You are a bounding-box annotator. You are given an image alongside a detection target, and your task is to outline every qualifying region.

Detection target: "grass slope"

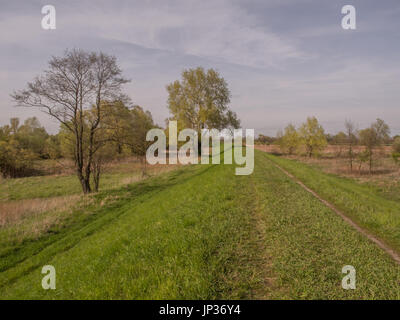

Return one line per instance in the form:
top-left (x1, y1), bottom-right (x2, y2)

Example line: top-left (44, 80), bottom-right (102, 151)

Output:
top-left (254, 151), bottom-right (400, 299)
top-left (266, 152), bottom-right (400, 252)
top-left (1, 150), bottom-right (399, 299)
top-left (0, 162), bottom-right (263, 299)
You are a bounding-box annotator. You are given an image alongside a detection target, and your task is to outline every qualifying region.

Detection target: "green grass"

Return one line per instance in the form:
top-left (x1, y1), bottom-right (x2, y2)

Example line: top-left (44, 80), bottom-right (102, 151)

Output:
top-left (1, 150), bottom-right (399, 299)
top-left (0, 162), bottom-right (263, 299)
top-left (0, 172), bottom-right (140, 201)
top-left (266, 152), bottom-right (400, 253)
top-left (253, 151), bottom-right (400, 299)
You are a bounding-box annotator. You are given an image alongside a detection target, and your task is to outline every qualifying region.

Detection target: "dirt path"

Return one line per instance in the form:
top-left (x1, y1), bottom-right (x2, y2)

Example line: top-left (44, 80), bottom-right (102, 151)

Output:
top-left (255, 147), bottom-right (400, 266)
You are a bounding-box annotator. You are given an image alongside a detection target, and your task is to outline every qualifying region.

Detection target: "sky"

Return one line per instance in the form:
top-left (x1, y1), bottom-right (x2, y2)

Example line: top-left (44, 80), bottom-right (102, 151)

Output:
top-left (0, 0), bottom-right (399, 136)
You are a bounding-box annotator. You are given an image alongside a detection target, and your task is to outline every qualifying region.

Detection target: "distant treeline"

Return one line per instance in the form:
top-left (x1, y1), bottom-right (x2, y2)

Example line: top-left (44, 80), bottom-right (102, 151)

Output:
top-left (255, 117), bottom-right (400, 173)
top-left (0, 102), bottom-right (155, 180)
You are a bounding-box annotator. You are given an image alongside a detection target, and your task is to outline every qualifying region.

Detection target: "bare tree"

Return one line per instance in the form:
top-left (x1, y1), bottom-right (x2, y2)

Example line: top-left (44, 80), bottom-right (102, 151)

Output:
top-left (344, 120), bottom-right (357, 172)
top-left (358, 119), bottom-right (390, 174)
top-left (11, 49), bottom-right (129, 193)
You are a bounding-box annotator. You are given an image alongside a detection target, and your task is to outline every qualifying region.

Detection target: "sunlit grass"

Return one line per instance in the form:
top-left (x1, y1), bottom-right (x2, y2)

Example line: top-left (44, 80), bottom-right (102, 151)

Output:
top-left (1, 150), bottom-right (399, 299)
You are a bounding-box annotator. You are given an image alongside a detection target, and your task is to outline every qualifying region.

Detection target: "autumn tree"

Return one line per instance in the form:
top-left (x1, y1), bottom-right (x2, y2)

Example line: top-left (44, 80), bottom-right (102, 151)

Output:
top-left (298, 117), bottom-right (327, 157)
top-left (12, 49), bottom-right (129, 194)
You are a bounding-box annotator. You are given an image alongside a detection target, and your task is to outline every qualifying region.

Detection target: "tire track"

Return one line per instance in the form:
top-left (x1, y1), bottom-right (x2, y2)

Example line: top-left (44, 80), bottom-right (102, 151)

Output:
top-left (258, 150), bottom-right (400, 266)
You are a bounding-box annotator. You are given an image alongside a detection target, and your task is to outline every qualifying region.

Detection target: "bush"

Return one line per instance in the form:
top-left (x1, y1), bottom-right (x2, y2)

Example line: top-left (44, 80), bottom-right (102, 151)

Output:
top-left (0, 140), bottom-right (37, 178)
top-left (393, 137), bottom-right (400, 153)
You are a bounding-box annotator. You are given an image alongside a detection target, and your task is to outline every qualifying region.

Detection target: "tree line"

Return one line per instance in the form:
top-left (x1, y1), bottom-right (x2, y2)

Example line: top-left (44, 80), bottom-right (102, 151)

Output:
top-left (0, 103), bottom-right (155, 183)
top-left (264, 117), bottom-right (399, 174)
top-left (4, 49), bottom-right (239, 194)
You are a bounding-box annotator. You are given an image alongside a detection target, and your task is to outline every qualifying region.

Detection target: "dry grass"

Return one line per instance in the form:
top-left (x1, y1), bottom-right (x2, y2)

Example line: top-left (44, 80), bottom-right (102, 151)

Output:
top-left (255, 144), bottom-right (400, 200)
top-left (0, 195), bottom-right (82, 228)
top-left (0, 159), bottom-right (183, 243)
top-left (285, 154), bottom-right (399, 177)
top-left (0, 194), bottom-right (97, 244)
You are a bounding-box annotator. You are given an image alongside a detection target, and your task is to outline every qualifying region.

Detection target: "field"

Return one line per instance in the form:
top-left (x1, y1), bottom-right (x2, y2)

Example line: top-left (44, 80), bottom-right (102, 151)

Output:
top-left (1, 149), bottom-right (400, 299)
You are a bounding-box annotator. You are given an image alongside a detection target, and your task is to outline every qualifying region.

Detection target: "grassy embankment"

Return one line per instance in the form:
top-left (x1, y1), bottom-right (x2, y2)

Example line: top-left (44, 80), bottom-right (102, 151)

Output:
top-left (0, 149), bottom-right (399, 299)
top-left (266, 152), bottom-right (400, 253)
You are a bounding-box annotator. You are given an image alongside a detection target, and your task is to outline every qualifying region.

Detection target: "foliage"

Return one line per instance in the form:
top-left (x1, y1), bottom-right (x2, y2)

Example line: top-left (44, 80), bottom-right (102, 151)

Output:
top-left (392, 137), bottom-right (400, 166)
top-left (277, 123), bottom-right (300, 155)
top-left (331, 131), bottom-right (347, 145)
top-left (0, 139), bottom-right (36, 178)
top-left (166, 67), bottom-right (240, 131)
top-left (393, 136), bottom-right (400, 153)
top-left (344, 120), bottom-right (358, 172)
top-left (0, 118), bottom-right (50, 178)
top-left (298, 117), bottom-right (327, 157)
top-left (256, 134), bottom-right (276, 145)
top-left (359, 118), bottom-right (391, 173)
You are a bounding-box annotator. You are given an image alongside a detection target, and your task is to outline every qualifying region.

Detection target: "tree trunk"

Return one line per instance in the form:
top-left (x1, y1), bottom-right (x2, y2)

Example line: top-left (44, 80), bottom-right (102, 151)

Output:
top-left (349, 145), bottom-right (353, 172)
top-left (369, 153), bottom-right (372, 175)
top-left (93, 162), bottom-right (101, 192)
top-left (77, 170), bottom-right (91, 194)
top-left (141, 155), bottom-right (147, 177)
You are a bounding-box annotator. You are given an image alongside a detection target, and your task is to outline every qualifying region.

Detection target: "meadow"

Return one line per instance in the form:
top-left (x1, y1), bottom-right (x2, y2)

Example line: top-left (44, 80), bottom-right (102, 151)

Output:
top-left (0, 149), bottom-right (399, 299)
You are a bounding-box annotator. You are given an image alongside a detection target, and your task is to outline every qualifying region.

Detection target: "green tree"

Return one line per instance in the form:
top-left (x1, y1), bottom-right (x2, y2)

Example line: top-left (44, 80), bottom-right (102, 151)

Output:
top-left (298, 117), bottom-right (327, 157)
top-left (166, 67), bottom-right (240, 132)
top-left (0, 138), bottom-right (36, 178)
top-left (129, 106), bottom-right (156, 176)
top-left (391, 136), bottom-right (400, 166)
top-left (0, 118), bottom-right (47, 178)
top-left (359, 128), bottom-right (377, 174)
top-left (16, 117), bottom-right (49, 158)
top-left (331, 131), bottom-right (347, 157)
top-left (44, 135), bottom-right (62, 159)
top-left (101, 100), bottom-right (133, 155)
top-left (359, 119), bottom-right (390, 174)
top-left (372, 118), bottom-right (390, 144)
top-left (278, 123), bottom-right (300, 155)
top-left (393, 136), bottom-right (400, 153)
top-left (101, 101), bottom-right (156, 176)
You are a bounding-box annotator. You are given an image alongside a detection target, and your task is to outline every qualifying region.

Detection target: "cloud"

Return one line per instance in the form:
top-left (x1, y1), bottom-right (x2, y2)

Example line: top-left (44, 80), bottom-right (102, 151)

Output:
top-left (0, 0), bottom-right (399, 135)
top-left (41, 0), bottom-right (307, 68)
